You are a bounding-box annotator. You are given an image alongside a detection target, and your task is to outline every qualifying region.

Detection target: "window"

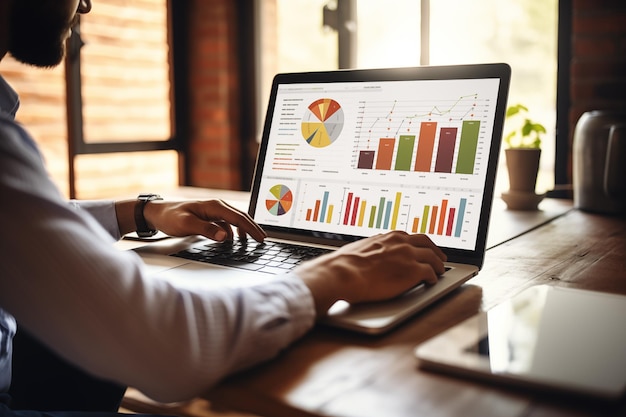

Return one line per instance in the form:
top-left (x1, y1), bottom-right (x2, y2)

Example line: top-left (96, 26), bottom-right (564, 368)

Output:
top-left (67, 0), bottom-right (178, 199)
top-left (427, 0), bottom-right (558, 195)
top-left (257, 0), bottom-right (558, 195)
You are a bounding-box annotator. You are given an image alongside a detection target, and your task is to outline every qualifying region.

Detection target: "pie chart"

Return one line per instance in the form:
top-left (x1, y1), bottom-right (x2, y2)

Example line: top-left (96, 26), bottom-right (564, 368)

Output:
top-left (301, 98), bottom-right (344, 148)
top-left (266, 184), bottom-right (293, 216)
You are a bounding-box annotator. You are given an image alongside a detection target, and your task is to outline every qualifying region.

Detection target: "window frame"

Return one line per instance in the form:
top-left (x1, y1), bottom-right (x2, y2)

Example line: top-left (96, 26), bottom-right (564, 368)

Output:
top-left (553, 0), bottom-right (572, 197)
top-left (64, 0), bottom-right (189, 198)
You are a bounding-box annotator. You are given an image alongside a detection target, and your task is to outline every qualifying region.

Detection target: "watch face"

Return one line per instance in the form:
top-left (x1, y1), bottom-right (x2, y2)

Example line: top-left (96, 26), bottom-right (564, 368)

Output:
top-left (139, 193), bottom-right (161, 201)
top-left (137, 229), bottom-right (158, 238)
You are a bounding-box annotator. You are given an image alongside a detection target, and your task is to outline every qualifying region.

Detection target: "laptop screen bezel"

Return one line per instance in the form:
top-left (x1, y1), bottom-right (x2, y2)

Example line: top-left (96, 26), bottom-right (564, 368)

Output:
top-left (247, 63), bottom-right (511, 269)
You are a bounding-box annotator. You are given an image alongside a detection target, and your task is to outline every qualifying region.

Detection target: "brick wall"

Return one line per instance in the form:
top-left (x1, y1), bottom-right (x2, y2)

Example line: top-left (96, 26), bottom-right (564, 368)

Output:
top-left (186, 0), bottom-right (246, 190)
top-left (569, 0), bottom-right (626, 153)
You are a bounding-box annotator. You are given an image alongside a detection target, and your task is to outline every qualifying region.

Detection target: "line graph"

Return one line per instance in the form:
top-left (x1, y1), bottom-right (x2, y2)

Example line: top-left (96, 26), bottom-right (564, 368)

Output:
top-left (363, 93), bottom-right (479, 138)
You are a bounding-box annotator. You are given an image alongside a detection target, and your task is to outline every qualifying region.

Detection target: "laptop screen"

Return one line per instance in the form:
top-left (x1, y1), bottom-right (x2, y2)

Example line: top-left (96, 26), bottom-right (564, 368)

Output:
top-left (249, 64), bottom-right (510, 263)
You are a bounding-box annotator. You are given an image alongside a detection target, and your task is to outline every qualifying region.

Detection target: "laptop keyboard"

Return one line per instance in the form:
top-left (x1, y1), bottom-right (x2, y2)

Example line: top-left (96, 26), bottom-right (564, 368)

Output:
top-left (171, 238), bottom-right (333, 274)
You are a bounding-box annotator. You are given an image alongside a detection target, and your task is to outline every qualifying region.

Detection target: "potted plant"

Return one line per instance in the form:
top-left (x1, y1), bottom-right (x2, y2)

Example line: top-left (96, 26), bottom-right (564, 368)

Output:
top-left (501, 104), bottom-right (547, 210)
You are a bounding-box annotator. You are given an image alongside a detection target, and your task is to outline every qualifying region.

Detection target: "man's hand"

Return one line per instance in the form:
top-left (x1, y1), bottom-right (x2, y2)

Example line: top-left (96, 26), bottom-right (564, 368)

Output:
top-left (294, 231), bottom-right (447, 316)
top-left (143, 199), bottom-right (267, 242)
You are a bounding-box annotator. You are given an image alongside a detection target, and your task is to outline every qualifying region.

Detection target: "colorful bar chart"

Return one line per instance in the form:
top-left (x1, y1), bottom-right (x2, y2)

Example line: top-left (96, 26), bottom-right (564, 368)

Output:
top-left (305, 191), bottom-right (334, 224)
top-left (356, 120), bottom-right (481, 175)
top-left (411, 198), bottom-right (467, 238)
top-left (301, 188), bottom-right (471, 241)
top-left (341, 191), bottom-right (402, 230)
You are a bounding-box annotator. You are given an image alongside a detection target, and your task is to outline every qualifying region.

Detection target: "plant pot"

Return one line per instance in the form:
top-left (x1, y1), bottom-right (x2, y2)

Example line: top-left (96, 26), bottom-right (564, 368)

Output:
top-left (505, 148), bottom-right (541, 192)
top-left (502, 148), bottom-right (544, 210)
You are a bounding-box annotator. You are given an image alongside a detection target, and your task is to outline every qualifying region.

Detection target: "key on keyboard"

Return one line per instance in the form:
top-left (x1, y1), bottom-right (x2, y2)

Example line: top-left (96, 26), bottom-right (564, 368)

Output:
top-left (172, 239), bottom-right (332, 274)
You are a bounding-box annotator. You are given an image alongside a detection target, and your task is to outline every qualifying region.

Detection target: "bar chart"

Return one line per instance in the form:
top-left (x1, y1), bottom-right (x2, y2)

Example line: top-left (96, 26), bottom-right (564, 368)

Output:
top-left (410, 197), bottom-right (467, 238)
top-left (354, 94), bottom-right (488, 176)
top-left (356, 120), bottom-right (481, 175)
top-left (299, 185), bottom-right (475, 243)
top-left (341, 191), bottom-right (403, 230)
top-left (304, 190), bottom-right (335, 223)
top-left (302, 188), bottom-right (404, 230)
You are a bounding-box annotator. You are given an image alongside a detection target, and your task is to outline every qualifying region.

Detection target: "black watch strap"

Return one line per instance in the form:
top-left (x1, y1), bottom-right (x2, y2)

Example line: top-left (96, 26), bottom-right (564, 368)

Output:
top-left (135, 194), bottom-right (163, 237)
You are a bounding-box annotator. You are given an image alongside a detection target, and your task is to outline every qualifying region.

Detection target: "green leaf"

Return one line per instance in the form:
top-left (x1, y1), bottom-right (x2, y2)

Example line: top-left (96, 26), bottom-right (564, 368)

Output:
top-left (521, 119), bottom-right (533, 136)
top-left (506, 104), bottom-right (528, 118)
top-left (504, 104), bottom-right (544, 148)
top-left (532, 123), bottom-right (547, 133)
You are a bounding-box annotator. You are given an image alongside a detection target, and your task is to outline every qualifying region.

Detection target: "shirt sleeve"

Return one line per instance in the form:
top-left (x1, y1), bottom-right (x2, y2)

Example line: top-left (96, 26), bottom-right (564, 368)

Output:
top-left (0, 119), bottom-right (316, 402)
top-left (69, 200), bottom-right (120, 240)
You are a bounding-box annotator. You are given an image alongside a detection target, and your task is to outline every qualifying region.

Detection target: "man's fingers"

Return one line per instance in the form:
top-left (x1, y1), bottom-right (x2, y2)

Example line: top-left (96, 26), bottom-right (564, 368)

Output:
top-left (213, 201), bottom-right (267, 242)
top-left (408, 233), bottom-right (447, 261)
top-left (193, 200), bottom-right (266, 242)
top-left (414, 262), bottom-right (440, 285)
top-left (413, 247), bottom-right (447, 276)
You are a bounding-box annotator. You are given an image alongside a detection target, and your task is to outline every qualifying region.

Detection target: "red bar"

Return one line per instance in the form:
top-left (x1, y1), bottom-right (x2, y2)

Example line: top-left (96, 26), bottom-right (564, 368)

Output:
top-left (437, 199), bottom-right (448, 235)
top-left (351, 197), bottom-right (360, 226)
top-left (357, 150), bottom-right (375, 169)
top-left (313, 200), bottom-right (321, 222)
top-left (343, 192), bottom-right (353, 225)
top-left (306, 208), bottom-right (312, 221)
top-left (434, 127), bottom-right (458, 173)
top-left (446, 208), bottom-right (456, 236)
top-left (429, 206), bottom-right (439, 234)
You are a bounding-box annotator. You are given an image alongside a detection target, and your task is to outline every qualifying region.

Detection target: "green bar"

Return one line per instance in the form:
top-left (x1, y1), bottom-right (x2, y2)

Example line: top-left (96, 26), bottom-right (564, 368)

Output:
top-left (455, 120), bottom-right (480, 174)
top-left (368, 206), bottom-right (377, 228)
top-left (376, 197), bottom-right (386, 228)
top-left (394, 135), bottom-right (416, 171)
top-left (420, 205), bottom-right (430, 234)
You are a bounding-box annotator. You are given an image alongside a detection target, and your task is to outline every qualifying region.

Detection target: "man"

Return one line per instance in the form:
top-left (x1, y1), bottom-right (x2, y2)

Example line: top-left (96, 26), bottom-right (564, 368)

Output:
top-left (0, 0), bottom-right (447, 415)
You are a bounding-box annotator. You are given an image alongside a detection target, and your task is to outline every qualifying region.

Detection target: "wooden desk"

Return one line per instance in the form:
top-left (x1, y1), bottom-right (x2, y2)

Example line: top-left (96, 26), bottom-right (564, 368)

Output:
top-left (201, 207), bottom-right (626, 417)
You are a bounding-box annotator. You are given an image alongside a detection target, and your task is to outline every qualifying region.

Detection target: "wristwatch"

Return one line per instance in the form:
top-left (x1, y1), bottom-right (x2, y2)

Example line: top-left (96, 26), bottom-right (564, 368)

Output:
top-left (135, 193), bottom-right (163, 237)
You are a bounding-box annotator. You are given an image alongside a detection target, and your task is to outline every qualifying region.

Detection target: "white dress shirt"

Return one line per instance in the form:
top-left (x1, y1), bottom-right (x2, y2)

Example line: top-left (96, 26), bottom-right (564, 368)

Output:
top-left (0, 75), bottom-right (315, 402)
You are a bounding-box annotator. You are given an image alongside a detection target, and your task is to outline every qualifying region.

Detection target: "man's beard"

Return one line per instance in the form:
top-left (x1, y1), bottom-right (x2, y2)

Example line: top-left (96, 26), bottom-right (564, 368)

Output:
top-left (7, 2), bottom-right (77, 68)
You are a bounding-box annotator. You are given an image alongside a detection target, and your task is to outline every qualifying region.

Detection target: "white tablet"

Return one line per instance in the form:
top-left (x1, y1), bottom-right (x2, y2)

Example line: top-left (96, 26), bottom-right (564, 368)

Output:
top-left (415, 285), bottom-right (626, 401)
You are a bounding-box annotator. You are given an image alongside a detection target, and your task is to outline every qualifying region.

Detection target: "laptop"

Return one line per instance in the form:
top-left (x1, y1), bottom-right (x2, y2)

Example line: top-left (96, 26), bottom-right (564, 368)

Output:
top-left (135, 63), bottom-right (511, 335)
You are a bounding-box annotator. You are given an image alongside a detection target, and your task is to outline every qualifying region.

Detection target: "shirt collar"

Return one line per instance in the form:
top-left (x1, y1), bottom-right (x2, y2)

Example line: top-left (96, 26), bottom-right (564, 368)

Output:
top-left (0, 73), bottom-right (41, 157)
top-left (0, 75), bottom-right (20, 119)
